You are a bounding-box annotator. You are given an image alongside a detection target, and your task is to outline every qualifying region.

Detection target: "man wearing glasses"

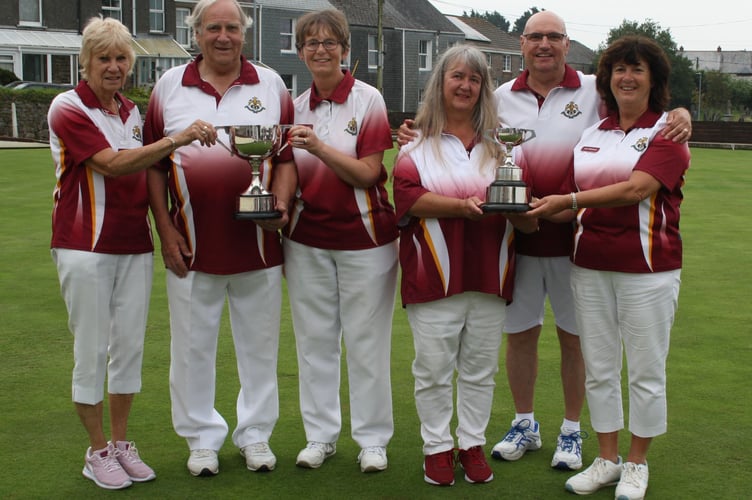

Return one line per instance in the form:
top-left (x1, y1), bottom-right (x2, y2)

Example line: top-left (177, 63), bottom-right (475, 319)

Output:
top-left (490, 10), bottom-right (691, 473)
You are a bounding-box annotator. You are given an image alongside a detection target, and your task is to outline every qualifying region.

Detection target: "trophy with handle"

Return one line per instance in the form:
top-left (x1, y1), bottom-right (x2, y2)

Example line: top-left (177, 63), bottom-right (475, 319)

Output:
top-left (226, 124), bottom-right (282, 219)
top-left (482, 127), bottom-right (536, 213)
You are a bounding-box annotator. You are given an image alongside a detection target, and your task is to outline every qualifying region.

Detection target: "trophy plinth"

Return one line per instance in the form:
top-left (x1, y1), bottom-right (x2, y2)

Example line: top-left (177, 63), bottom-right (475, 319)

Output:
top-left (227, 125), bottom-right (282, 219)
top-left (482, 127), bottom-right (536, 213)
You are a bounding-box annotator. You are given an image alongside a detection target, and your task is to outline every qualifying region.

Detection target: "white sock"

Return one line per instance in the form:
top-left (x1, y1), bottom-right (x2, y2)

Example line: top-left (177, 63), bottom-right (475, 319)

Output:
top-left (561, 419), bottom-right (580, 435)
top-left (514, 413), bottom-right (535, 425)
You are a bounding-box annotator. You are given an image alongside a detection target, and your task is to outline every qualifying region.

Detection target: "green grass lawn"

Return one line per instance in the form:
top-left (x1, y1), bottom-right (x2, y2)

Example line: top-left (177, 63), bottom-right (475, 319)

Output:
top-left (0, 146), bottom-right (750, 498)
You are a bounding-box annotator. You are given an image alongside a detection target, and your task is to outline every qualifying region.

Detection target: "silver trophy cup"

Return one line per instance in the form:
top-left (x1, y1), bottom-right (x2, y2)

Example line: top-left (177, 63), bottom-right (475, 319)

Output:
top-left (227, 125), bottom-right (282, 219)
top-left (482, 127), bottom-right (536, 213)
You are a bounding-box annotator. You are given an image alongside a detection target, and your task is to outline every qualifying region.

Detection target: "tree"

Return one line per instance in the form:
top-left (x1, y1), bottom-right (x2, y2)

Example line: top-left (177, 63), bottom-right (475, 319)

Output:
top-left (463, 9), bottom-right (510, 32)
top-left (512, 7), bottom-right (541, 34)
top-left (602, 20), bottom-right (694, 110)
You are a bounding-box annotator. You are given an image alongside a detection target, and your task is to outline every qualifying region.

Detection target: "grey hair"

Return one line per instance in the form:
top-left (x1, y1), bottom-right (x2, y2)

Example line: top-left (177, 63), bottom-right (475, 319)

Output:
top-left (186, 0), bottom-right (252, 43)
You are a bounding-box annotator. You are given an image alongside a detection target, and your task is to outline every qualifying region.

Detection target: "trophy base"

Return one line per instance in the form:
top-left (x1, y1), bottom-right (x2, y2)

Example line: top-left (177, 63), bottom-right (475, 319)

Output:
top-left (482, 203), bottom-right (530, 213)
top-left (235, 193), bottom-right (280, 219)
top-left (234, 210), bottom-right (283, 220)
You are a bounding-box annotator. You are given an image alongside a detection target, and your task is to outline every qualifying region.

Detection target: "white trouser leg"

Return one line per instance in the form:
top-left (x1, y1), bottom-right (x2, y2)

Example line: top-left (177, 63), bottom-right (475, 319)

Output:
top-left (167, 270), bottom-right (229, 451)
top-left (229, 266), bottom-right (282, 448)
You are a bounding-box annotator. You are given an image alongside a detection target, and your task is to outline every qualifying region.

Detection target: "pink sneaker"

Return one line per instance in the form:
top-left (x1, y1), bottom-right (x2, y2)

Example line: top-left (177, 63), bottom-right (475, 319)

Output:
top-left (82, 443), bottom-right (132, 490)
top-left (114, 441), bottom-right (156, 482)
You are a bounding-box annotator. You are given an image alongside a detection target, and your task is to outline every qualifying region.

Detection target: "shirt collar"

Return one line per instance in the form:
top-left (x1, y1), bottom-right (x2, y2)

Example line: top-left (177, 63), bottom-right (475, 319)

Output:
top-left (75, 80), bottom-right (135, 117)
top-left (182, 54), bottom-right (260, 87)
top-left (308, 69), bottom-right (355, 110)
top-left (600, 108), bottom-right (663, 131)
top-left (511, 64), bottom-right (581, 92)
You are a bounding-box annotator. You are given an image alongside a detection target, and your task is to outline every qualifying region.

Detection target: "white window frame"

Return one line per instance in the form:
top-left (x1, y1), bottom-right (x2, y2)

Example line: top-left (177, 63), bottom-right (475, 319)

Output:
top-left (368, 34), bottom-right (378, 70)
top-left (419, 39), bottom-right (432, 71)
top-left (18, 0), bottom-right (42, 27)
top-left (102, 0), bottom-right (122, 22)
top-left (149, 0), bottom-right (165, 33)
top-left (176, 7), bottom-right (191, 48)
top-left (280, 18), bottom-right (295, 54)
top-left (280, 73), bottom-right (297, 98)
top-left (503, 54), bottom-right (511, 72)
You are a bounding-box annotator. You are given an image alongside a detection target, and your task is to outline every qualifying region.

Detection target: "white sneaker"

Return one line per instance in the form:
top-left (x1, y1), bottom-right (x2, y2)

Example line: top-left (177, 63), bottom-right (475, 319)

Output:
top-left (187, 449), bottom-right (218, 477)
top-left (240, 442), bottom-right (276, 472)
top-left (565, 456), bottom-right (622, 495)
top-left (491, 419), bottom-right (542, 461)
top-left (296, 442), bottom-right (336, 469)
top-left (615, 462), bottom-right (649, 500)
top-left (357, 446), bottom-right (388, 472)
top-left (551, 431), bottom-right (587, 470)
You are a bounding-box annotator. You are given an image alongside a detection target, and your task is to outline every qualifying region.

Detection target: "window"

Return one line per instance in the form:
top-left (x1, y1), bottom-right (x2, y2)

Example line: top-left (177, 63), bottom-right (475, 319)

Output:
top-left (102, 0), bottom-right (122, 22)
top-left (280, 73), bottom-right (297, 97)
top-left (368, 34), bottom-right (378, 69)
top-left (503, 54), bottom-right (511, 72)
top-left (22, 53), bottom-right (46, 81)
top-left (149, 0), bottom-right (164, 33)
top-left (486, 53), bottom-right (492, 67)
top-left (280, 18), bottom-right (295, 53)
top-left (19, 0), bottom-right (42, 26)
top-left (419, 40), bottom-right (432, 71)
top-left (0, 54), bottom-right (15, 73)
top-left (176, 8), bottom-right (191, 48)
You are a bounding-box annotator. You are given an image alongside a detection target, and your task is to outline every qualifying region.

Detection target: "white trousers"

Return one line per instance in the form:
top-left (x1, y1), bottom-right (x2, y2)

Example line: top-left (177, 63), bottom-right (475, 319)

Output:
top-left (53, 249), bottom-right (152, 405)
top-left (571, 266), bottom-right (680, 438)
top-left (407, 292), bottom-right (506, 454)
top-left (283, 238), bottom-right (398, 447)
top-left (167, 267), bottom-right (282, 451)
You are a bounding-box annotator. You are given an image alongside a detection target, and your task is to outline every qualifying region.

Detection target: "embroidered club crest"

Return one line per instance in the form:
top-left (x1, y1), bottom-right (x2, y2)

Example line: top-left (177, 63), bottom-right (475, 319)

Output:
top-left (245, 97), bottom-right (266, 113)
top-left (561, 101), bottom-right (582, 119)
top-left (631, 136), bottom-right (649, 152)
top-left (132, 125), bottom-right (143, 143)
top-left (345, 117), bottom-right (358, 136)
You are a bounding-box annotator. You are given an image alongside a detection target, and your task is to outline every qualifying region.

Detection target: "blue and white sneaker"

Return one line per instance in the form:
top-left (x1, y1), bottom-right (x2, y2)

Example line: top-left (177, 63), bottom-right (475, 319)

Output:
top-left (551, 430), bottom-right (588, 470)
top-left (491, 419), bottom-right (542, 461)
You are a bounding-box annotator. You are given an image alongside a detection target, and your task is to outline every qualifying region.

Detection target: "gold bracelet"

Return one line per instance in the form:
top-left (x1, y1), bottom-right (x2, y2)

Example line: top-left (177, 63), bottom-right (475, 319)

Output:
top-left (570, 192), bottom-right (578, 211)
top-left (165, 136), bottom-right (177, 151)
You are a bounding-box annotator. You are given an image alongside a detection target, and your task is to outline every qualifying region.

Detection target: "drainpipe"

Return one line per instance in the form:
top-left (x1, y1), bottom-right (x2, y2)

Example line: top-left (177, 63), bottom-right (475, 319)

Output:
top-left (132, 0), bottom-right (137, 35)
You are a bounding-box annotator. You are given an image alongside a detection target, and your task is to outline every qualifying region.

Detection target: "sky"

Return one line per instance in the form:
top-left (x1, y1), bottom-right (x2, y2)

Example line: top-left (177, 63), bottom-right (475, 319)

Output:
top-left (428, 0), bottom-right (752, 52)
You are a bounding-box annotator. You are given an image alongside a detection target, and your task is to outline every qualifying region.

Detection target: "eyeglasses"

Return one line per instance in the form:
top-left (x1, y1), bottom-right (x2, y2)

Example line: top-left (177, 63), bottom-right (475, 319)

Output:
top-left (302, 39), bottom-right (340, 51)
top-left (523, 32), bottom-right (568, 43)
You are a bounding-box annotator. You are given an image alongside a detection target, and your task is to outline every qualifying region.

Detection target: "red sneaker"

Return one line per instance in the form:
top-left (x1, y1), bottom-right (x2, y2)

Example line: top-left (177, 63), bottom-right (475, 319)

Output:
top-left (423, 449), bottom-right (456, 486)
top-left (458, 446), bottom-right (494, 483)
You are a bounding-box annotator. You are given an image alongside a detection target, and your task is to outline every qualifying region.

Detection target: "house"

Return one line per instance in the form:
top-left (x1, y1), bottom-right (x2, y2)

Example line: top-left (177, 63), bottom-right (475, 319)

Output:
top-left (0, 0), bottom-right (191, 87)
top-left (680, 47), bottom-right (752, 80)
top-left (446, 16), bottom-right (523, 89)
top-left (322, 0), bottom-right (465, 112)
top-left (0, 0), bottom-right (596, 114)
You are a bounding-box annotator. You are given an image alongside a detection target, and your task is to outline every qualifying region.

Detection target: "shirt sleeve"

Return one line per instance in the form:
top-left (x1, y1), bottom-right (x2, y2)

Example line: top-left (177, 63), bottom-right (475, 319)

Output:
top-left (393, 152), bottom-right (429, 224)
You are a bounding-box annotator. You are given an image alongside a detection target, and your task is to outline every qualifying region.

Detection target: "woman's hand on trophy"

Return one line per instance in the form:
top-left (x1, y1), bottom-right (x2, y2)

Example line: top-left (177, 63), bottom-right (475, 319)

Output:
top-left (173, 120), bottom-right (217, 148)
top-left (283, 124), bottom-right (314, 150)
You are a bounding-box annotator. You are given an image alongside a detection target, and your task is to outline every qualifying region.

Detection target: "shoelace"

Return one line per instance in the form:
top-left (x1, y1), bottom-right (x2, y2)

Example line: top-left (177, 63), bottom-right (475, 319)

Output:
top-left (504, 419), bottom-right (535, 445)
top-left (95, 450), bottom-right (123, 472)
top-left (620, 463), bottom-right (645, 487)
top-left (307, 442), bottom-right (331, 455)
top-left (117, 442), bottom-right (141, 464)
top-left (559, 431), bottom-right (588, 453)
top-left (585, 457), bottom-right (615, 479)
top-left (438, 449), bottom-right (457, 468)
top-left (192, 449), bottom-right (216, 459)
top-left (460, 447), bottom-right (485, 466)
top-left (247, 442), bottom-right (270, 454)
top-left (361, 446), bottom-right (385, 458)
